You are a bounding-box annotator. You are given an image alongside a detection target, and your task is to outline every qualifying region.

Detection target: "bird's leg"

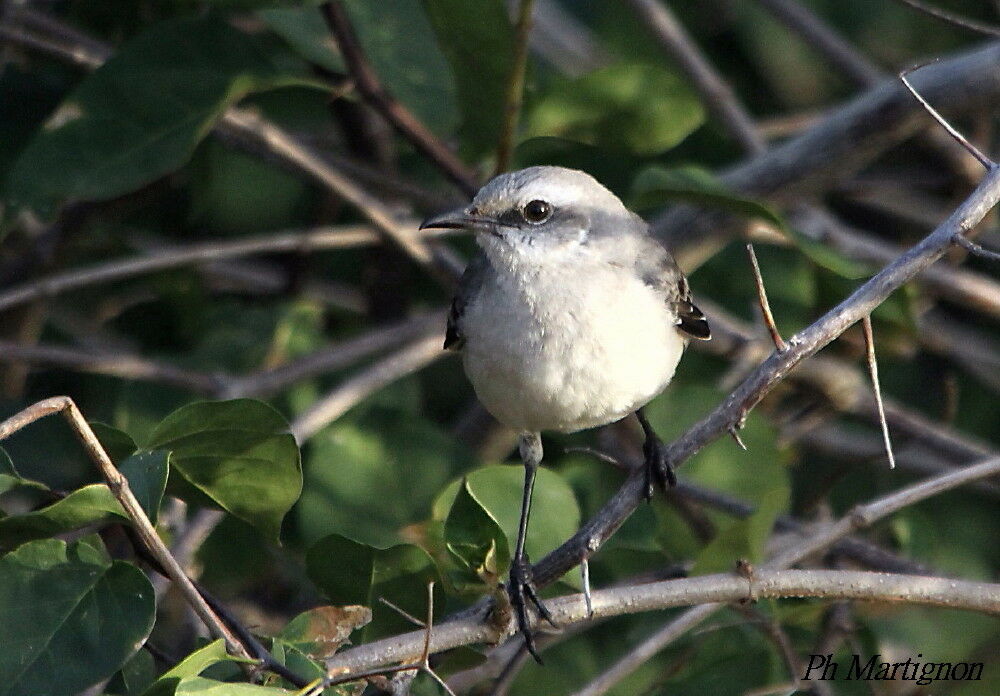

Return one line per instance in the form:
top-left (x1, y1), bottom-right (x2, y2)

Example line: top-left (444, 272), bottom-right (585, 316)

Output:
top-left (636, 407), bottom-right (676, 500)
top-left (509, 432), bottom-right (556, 663)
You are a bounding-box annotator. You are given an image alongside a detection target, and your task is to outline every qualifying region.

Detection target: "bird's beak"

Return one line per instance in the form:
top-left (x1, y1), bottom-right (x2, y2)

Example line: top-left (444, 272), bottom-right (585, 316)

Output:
top-left (419, 207), bottom-right (497, 232)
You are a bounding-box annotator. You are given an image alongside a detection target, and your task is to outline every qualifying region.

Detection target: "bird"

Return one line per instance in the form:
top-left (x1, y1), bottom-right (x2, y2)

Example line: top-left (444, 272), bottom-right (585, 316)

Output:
top-left (420, 165), bottom-right (710, 661)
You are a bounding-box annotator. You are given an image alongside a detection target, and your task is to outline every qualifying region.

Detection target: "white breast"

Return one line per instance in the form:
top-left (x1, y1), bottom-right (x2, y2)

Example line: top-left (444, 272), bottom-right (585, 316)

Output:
top-left (461, 260), bottom-right (684, 433)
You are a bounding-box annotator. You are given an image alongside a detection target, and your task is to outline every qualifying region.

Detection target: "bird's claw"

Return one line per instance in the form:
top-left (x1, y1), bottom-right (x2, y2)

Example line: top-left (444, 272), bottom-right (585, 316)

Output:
top-left (508, 554), bottom-right (556, 663)
top-left (642, 435), bottom-right (676, 501)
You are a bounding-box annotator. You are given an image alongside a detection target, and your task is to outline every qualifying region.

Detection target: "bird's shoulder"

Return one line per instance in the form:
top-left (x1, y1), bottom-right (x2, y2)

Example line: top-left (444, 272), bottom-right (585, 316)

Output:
top-left (445, 252), bottom-right (492, 351)
top-left (630, 233), bottom-right (711, 342)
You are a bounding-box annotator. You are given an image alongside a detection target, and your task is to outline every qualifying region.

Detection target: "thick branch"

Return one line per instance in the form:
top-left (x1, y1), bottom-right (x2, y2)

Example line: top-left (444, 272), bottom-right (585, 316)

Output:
top-left (657, 41), bottom-right (1000, 269)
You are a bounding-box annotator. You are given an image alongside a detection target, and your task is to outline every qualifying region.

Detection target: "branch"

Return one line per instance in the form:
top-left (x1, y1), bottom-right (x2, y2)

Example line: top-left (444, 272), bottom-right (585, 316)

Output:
top-left (753, 0), bottom-right (882, 87)
top-left (656, 41), bottom-right (1000, 269)
top-left (624, 0), bottom-right (766, 155)
top-left (891, 0), bottom-right (1000, 37)
top-left (571, 455), bottom-right (1000, 696)
top-left (0, 397), bottom-right (251, 660)
top-left (861, 315), bottom-right (896, 469)
top-left (319, 1), bottom-right (478, 196)
top-left (531, 164), bottom-right (1000, 593)
top-left (494, 0), bottom-right (535, 174)
top-left (0, 12), bottom-right (465, 287)
top-left (0, 340), bottom-right (225, 394)
top-left (290, 331), bottom-right (446, 441)
top-left (0, 226), bottom-right (456, 315)
top-left (319, 450), bottom-right (1000, 676)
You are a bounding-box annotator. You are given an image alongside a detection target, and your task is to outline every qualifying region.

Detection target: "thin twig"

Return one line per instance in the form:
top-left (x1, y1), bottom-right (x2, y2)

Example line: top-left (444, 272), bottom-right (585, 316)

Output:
top-left (753, 0), bottom-right (882, 86)
top-left (290, 331), bottom-right (446, 441)
top-left (745, 243), bottom-right (786, 351)
top-left (861, 316), bottom-right (895, 469)
top-left (954, 233), bottom-right (1000, 262)
top-left (0, 397), bottom-right (250, 661)
top-left (0, 226), bottom-right (457, 316)
top-left (891, 0), bottom-right (1000, 37)
top-left (320, 1), bottom-right (478, 196)
top-left (495, 0), bottom-right (535, 173)
top-left (624, 0), bottom-right (766, 155)
top-left (0, 341), bottom-right (226, 394)
top-left (900, 62), bottom-right (996, 170)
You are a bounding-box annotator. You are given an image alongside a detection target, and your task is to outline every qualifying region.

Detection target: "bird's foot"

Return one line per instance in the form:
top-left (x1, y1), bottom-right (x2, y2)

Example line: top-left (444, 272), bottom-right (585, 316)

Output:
top-left (642, 435), bottom-right (677, 500)
top-left (508, 553), bottom-right (557, 663)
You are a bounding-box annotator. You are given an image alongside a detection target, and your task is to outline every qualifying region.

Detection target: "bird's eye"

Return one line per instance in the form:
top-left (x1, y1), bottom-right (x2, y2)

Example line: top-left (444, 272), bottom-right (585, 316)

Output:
top-left (522, 199), bottom-right (552, 224)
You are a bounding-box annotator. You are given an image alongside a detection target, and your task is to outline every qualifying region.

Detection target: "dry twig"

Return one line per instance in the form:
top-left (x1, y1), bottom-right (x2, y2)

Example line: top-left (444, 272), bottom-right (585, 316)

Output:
top-left (495, 0), bottom-right (535, 173)
top-left (861, 316), bottom-right (896, 469)
top-left (745, 243), bottom-right (787, 351)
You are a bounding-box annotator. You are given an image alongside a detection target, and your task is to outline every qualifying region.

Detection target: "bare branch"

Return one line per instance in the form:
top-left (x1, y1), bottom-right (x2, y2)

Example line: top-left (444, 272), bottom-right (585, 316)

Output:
top-left (572, 455), bottom-right (1000, 696)
top-left (656, 42), bottom-right (1000, 269)
top-left (861, 315), bottom-right (895, 469)
top-left (754, 0), bottom-right (882, 86)
top-left (0, 397), bottom-right (251, 660)
top-left (900, 63), bottom-right (996, 170)
top-left (320, 448), bottom-right (999, 676)
top-left (291, 331), bottom-right (446, 441)
top-left (320, 1), bottom-right (478, 196)
top-left (495, 0), bottom-right (535, 173)
top-left (0, 226), bottom-right (457, 316)
top-left (624, 0), bottom-right (766, 155)
top-left (0, 340), bottom-right (225, 394)
top-left (745, 243), bottom-right (786, 351)
top-left (891, 0), bottom-right (1000, 37)
top-left (954, 233), bottom-right (1000, 262)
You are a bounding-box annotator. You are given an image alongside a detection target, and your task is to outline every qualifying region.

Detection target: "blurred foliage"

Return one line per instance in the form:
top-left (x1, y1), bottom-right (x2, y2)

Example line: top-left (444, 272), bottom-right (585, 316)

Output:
top-left (1, 1), bottom-right (998, 695)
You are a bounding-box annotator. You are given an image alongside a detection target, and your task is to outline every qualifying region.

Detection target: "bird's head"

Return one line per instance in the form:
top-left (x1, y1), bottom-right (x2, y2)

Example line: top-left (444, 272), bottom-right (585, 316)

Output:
top-left (421, 166), bottom-right (641, 267)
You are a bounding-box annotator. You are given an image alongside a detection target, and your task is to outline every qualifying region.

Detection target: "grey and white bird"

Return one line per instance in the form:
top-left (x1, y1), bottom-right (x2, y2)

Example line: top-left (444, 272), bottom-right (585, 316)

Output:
top-left (421, 165), bottom-right (710, 660)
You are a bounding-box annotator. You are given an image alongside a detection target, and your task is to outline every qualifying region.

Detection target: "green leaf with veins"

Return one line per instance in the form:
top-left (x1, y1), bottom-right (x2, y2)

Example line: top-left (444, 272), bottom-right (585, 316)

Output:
top-left (148, 399), bottom-right (301, 543)
top-left (0, 538), bottom-right (155, 696)
top-left (444, 478), bottom-right (510, 590)
top-left (5, 14), bottom-right (321, 216)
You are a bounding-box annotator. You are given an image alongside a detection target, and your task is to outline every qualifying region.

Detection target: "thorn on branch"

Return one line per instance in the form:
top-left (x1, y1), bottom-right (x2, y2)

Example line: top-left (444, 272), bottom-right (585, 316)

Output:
top-left (728, 425), bottom-right (748, 451)
top-left (736, 558), bottom-right (757, 604)
top-left (861, 316), bottom-right (896, 470)
top-left (745, 243), bottom-right (787, 352)
top-left (581, 558), bottom-right (594, 619)
top-left (900, 63), bottom-right (996, 171)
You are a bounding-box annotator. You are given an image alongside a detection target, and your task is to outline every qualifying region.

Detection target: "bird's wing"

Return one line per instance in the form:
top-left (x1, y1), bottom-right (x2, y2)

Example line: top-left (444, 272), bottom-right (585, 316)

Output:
top-left (635, 234), bottom-right (711, 341)
top-left (445, 252), bottom-right (491, 351)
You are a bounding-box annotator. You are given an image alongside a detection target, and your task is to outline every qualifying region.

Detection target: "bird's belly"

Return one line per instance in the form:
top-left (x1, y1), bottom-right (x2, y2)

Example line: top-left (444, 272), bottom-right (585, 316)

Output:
top-left (462, 278), bottom-right (684, 433)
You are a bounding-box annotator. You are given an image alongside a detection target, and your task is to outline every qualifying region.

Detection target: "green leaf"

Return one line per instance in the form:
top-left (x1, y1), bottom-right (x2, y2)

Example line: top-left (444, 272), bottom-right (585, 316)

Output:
top-left (148, 399), bottom-right (302, 542)
top-left (151, 640), bottom-right (234, 684)
top-left (0, 538), bottom-right (155, 696)
top-left (0, 447), bottom-right (47, 495)
top-left (526, 63), bottom-right (704, 155)
top-left (423, 0), bottom-right (514, 156)
top-left (119, 450), bottom-right (170, 526)
top-left (433, 465), bottom-right (581, 583)
top-left (297, 406), bottom-right (472, 547)
top-left (306, 533), bottom-right (440, 641)
top-left (5, 14), bottom-right (318, 215)
top-left (690, 487), bottom-right (787, 576)
top-left (259, 7), bottom-right (345, 74)
top-left (90, 422), bottom-right (139, 465)
top-left (444, 479), bottom-right (510, 590)
top-left (120, 649), bottom-right (157, 696)
top-left (630, 165), bottom-right (871, 278)
top-left (0, 484), bottom-right (125, 550)
top-left (0, 450), bottom-right (168, 550)
top-left (174, 677), bottom-right (293, 695)
top-left (343, 0), bottom-right (459, 137)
